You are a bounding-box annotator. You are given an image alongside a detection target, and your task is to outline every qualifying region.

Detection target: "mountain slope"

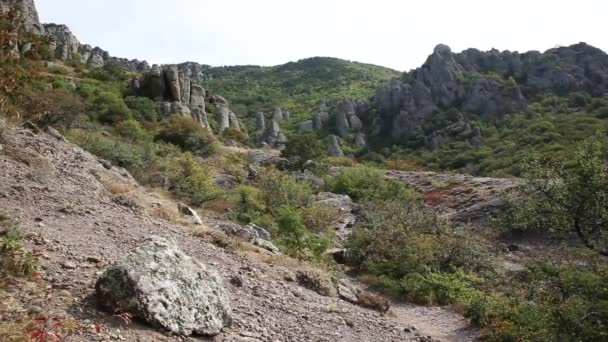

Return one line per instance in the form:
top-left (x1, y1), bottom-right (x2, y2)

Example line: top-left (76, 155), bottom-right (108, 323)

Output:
top-left (204, 57), bottom-right (399, 127)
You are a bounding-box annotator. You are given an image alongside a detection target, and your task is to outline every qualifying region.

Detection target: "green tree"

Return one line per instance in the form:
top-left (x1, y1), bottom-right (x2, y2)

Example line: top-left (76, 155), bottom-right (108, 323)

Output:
top-left (501, 133), bottom-right (608, 256)
top-left (281, 134), bottom-right (325, 169)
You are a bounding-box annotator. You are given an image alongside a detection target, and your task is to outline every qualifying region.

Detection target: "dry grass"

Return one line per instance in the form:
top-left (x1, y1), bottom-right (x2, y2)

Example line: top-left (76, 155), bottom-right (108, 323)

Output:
top-left (150, 206), bottom-right (180, 223)
top-left (202, 198), bottom-right (236, 214)
top-left (99, 176), bottom-right (133, 195)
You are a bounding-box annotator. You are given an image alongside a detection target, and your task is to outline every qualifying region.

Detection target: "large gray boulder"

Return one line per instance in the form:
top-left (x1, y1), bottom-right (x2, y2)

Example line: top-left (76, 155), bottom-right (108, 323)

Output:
top-left (95, 236), bottom-right (232, 336)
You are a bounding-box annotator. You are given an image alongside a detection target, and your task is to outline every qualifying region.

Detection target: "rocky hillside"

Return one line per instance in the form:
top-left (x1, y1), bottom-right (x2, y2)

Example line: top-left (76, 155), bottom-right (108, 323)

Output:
top-left (0, 121), bottom-right (478, 342)
top-left (371, 43), bottom-right (608, 147)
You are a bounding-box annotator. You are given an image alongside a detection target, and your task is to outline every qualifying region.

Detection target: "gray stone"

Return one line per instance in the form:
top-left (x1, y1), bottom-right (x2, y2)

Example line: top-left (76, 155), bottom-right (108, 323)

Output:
top-left (95, 236), bottom-right (231, 336)
top-left (354, 133), bottom-right (366, 148)
top-left (177, 203), bottom-right (203, 225)
top-left (216, 104), bottom-right (231, 132)
top-left (327, 135), bottom-right (343, 157)
top-left (299, 120), bottom-right (314, 133)
top-left (255, 112), bottom-right (265, 130)
top-left (272, 107), bottom-right (284, 122)
top-left (228, 111), bottom-right (240, 130)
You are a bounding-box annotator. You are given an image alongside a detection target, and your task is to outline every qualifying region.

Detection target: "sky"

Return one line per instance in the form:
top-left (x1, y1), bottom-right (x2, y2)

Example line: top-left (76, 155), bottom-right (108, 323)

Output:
top-left (36, 0), bottom-right (607, 72)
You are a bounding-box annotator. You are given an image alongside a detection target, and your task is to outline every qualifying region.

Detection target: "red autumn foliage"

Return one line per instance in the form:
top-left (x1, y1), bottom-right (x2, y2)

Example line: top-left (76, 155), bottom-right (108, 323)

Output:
top-left (423, 192), bottom-right (442, 206)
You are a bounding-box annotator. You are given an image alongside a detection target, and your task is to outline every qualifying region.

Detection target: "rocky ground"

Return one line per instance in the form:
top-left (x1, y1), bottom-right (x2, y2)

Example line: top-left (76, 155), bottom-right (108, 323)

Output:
top-left (0, 127), bottom-right (479, 341)
top-left (384, 170), bottom-right (517, 227)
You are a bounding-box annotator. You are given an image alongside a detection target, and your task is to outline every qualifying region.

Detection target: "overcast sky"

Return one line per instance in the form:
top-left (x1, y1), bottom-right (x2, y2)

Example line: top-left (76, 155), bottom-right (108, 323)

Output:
top-left (36, 0), bottom-right (607, 71)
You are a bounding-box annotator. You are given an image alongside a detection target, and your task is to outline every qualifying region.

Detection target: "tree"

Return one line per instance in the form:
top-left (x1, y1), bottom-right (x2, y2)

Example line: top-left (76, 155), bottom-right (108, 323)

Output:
top-left (501, 133), bottom-right (608, 256)
top-left (281, 134), bottom-right (324, 169)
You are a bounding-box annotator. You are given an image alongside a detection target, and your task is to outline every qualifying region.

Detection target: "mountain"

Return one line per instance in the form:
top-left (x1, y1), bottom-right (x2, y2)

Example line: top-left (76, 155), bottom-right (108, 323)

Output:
top-left (305, 43), bottom-right (608, 175)
top-left (204, 58), bottom-right (399, 127)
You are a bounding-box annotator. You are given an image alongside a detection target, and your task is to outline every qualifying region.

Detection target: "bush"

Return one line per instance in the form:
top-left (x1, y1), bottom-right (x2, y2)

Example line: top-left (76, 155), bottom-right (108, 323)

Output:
top-left (156, 116), bottom-right (218, 157)
top-left (275, 206), bottom-right (333, 260)
top-left (301, 203), bottom-right (340, 233)
top-left (282, 134), bottom-right (325, 169)
top-left (329, 166), bottom-right (419, 202)
top-left (221, 127), bottom-right (247, 143)
top-left (0, 213), bottom-right (38, 281)
top-left (114, 119), bottom-right (152, 142)
top-left (157, 153), bottom-right (220, 206)
top-left (257, 168), bottom-right (313, 210)
top-left (66, 129), bottom-right (156, 174)
top-left (124, 96), bottom-right (159, 122)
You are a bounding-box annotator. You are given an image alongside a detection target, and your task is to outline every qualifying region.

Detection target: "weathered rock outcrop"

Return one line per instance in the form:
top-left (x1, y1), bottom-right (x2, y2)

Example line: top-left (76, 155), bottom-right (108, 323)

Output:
top-left (95, 236), bottom-right (232, 336)
top-left (255, 112), bottom-right (266, 130)
top-left (272, 107), bottom-right (284, 122)
top-left (332, 99), bottom-right (369, 136)
top-left (371, 43), bottom-right (608, 149)
top-left (327, 135), bottom-right (344, 157)
top-left (258, 120), bottom-right (287, 148)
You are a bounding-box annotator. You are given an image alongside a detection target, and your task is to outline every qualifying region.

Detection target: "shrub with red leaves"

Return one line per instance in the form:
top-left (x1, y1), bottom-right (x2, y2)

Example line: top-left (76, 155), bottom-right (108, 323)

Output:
top-left (423, 192), bottom-right (442, 206)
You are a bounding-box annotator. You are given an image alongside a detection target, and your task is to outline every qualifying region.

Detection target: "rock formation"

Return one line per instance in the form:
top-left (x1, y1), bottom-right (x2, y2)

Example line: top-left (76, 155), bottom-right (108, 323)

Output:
top-left (370, 42), bottom-right (608, 149)
top-left (327, 135), bottom-right (344, 157)
top-left (259, 120), bottom-right (287, 148)
top-left (95, 236), bottom-right (232, 336)
top-left (354, 133), bottom-right (366, 148)
top-left (272, 107), bottom-right (284, 121)
top-left (255, 112), bottom-right (266, 130)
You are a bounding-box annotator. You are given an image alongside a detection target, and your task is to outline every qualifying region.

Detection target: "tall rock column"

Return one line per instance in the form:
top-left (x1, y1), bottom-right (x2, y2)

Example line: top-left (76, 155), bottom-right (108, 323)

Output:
top-left (256, 112), bottom-right (266, 130)
top-left (216, 104), bottom-right (230, 132)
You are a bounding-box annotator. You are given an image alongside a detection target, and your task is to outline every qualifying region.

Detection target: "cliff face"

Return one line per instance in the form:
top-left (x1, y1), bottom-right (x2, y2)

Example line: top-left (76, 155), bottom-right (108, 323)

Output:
top-left (371, 43), bottom-right (608, 149)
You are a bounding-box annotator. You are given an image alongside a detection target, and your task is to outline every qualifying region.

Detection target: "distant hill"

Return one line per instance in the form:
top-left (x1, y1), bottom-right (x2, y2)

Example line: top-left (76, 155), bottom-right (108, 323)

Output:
top-left (204, 57), bottom-right (400, 128)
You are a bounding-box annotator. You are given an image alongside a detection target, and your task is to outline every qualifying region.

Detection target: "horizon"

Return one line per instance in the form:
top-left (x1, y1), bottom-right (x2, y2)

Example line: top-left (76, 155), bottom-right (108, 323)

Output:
top-left (36, 0), bottom-right (607, 71)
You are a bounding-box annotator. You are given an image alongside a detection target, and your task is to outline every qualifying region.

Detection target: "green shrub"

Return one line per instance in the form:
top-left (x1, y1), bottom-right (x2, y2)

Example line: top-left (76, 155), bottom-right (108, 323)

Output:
top-left (221, 127), bottom-right (247, 143)
top-left (0, 213), bottom-right (38, 281)
top-left (257, 168), bottom-right (313, 210)
top-left (275, 206), bottom-right (333, 260)
top-left (387, 269), bottom-right (483, 305)
top-left (114, 119), bottom-right (152, 142)
top-left (156, 116), bottom-right (218, 157)
top-left (124, 96), bottom-right (159, 122)
top-left (157, 153), bottom-right (220, 206)
top-left (301, 203), bottom-right (340, 233)
top-left (329, 166), bottom-right (419, 202)
top-left (282, 134), bottom-right (325, 169)
top-left (66, 129), bottom-right (155, 174)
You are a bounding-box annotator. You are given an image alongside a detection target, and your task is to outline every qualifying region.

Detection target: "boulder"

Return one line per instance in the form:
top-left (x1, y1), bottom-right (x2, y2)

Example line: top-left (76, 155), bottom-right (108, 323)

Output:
top-left (95, 236), bottom-right (232, 336)
top-left (177, 203), bottom-right (203, 225)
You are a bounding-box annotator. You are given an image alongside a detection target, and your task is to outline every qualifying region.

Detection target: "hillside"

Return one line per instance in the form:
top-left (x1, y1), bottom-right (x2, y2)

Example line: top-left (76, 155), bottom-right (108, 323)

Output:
top-left (204, 57), bottom-right (399, 128)
top-left (305, 43), bottom-right (608, 176)
top-left (2, 1), bottom-right (608, 341)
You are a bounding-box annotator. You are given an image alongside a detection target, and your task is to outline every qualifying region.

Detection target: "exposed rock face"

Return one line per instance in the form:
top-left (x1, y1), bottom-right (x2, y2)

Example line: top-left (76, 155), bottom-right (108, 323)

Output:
top-left (0, 0), bottom-right (45, 35)
top-left (299, 120), bottom-right (314, 133)
top-left (332, 99), bottom-right (368, 136)
top-left (327, 135), bottom-right (344, 157)
top-left (212, 221), bottom-right (280, 254)
top-left (255, 112), bottom-right (266, 130)
top-left (259, 120), bottom-right (287, 148)
top-left (272, 107), bottom-right (284, 122)
top-left (354, 133), bottom-right (366, 148)
top-left (372, 42), bottom-right (608, 149)
top-left (216, 104), bottom-right (231, 132)
top-left (95, 236), bottom-right (232, 336)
